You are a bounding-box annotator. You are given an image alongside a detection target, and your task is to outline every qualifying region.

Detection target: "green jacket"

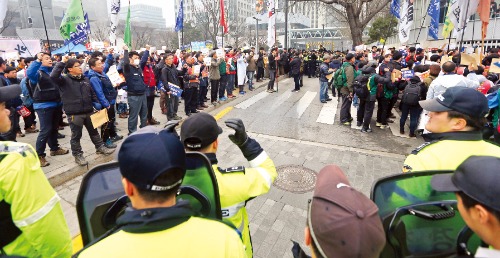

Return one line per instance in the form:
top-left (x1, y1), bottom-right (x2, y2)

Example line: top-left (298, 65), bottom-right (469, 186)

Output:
top-left (219, 60), bottom-right (227, 75)
top-left (0, 141), bottom-right (72, 257)
top-left (340, 62), bottom-right (356, 95)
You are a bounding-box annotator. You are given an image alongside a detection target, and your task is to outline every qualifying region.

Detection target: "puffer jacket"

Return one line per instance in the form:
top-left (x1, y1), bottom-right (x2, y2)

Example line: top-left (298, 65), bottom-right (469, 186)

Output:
top-left (427, 73), bottom-right (479, 100)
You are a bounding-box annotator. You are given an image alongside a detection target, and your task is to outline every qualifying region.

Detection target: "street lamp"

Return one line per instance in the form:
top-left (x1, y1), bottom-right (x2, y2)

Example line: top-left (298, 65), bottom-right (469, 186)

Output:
top-left (252, 16), bottom-right (261, 51)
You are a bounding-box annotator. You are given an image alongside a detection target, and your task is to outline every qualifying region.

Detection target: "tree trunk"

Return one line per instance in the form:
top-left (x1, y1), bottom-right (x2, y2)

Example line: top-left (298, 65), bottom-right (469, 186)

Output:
top-left (345, 4), bottom-right (363, 47)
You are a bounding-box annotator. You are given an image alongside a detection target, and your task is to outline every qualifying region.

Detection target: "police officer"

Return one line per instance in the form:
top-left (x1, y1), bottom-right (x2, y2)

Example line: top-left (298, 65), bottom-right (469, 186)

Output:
top-left (78, 127), bottom-right (246, 257)
top-left (403, 86), bottom-right (500, 172)
top-left (0, 84), bottom-right (72, 257)
top-left (180, 113), bottom-right (277, 257)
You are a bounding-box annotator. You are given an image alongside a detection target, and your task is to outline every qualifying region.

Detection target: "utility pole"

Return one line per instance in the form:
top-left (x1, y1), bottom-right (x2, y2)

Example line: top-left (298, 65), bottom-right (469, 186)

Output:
top-left (253, 16), bottom-right (261, 51)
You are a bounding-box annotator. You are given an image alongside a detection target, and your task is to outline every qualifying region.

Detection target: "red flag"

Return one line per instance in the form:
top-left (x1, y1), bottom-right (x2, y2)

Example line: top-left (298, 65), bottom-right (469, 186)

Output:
top-left (219, 0), bottom-right (228, 34)
top-left (477, 0), bottom-right (491, 39)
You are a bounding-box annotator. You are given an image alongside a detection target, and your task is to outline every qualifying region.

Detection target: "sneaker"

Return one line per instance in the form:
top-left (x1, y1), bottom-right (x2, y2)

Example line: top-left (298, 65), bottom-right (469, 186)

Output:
top-left (321, 100), bottom-right (327, 103)
top-left (291, 89), bottom-right (300, 92)
top-left (212, 101), bottom-right (218, 106)
top-left (326, 98), bottom-right (332, 101)
top-left (342, 121), bottom-right (351, 126)
top-left (50, 148), bottom-right (69, 156)
top-left (387, 119), bottom-right (394, 123)
top-left (239, 91), bottom-right (245, 95)
top-left (74, 154), bottom-right (88, 166)
top-left (380, 125), bottom-right (388, 129)
top-left (356, 121), bottom-right (362, 127)
top-left (39, 156), bottom-right (50, 167)
top-left (375, 122), bottom-right (382, 127)
top-left (229, 95), bottom-right (236, 98)
top-left (219, 97), bottom-right (226, 101)
top-left (96, 146), bottom-right (115, 155)
top-left (173, 115), bottom-right (182, 120)
top-left (348, 117), bottom-right (353, 122)
top-left (110, 135), bottom-right (124, 142)
top-left (104, 139), bottom-right (117, 148)
top-left (361, 128), bottom-right (372, 133)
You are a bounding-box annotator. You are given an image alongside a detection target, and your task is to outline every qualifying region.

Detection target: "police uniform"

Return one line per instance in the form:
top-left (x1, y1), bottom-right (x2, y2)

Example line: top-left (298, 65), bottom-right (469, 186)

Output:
top-left (403, 131), bottom-right (500, 172)
top-left (78, 201), bottom-right (246, 258)
top-left (0, 141), bottom-right (72, 257)
top-left (204, 140), bottom-right (277, 258)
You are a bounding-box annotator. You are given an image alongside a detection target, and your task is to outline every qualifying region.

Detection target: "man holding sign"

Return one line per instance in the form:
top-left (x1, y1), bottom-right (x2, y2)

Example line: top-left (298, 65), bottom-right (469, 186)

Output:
top-left (161, 54), bottom-right (184, 121)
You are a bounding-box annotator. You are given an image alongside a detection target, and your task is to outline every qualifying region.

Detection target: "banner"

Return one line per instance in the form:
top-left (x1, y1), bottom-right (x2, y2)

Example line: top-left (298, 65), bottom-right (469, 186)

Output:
top-left (59, 0), bottom-right (85, 39)
top-left (427, 0), bottom-right (440, 40)
top-left (64, 13), bottom-right (91, 45)
top-left (0, 39), bottom-right (41, 57)
top-left (168, 82), bottom-right (183, 97)
top-left (267, 0), bottom-right (276, 48)
top-left (443, 0), bottom-right (479, 38)
top-left (390, 0), bottom-right (401, 19)
top-left (175, 0), bottom-right (183, 32)
top-left (0, 0), bottom-right (7, 28)
top-left (398, 0), bottom-right (413, 43)
top-left (124, 4), bottom-right (131, 48)
top-left (191, 41), bottom-right (206, 51)
top-left (109, 0), bottom-right (120, 43)
top-left (477, 0), bottom-right (491, 39)
top-left (220, 0), bottom-right (228, 34)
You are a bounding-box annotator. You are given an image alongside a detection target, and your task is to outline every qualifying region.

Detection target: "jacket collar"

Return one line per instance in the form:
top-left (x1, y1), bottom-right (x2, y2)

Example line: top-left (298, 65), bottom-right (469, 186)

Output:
top-left (117, 200), bottom-right (194, 233)
top-left (87, 69), bottom-right (105, 78)
top-left (40, 66), bottom-right (53, 74)
top-left (422, 131), bottom-right (483, 142)
top-left (204, 152), bottom-right (218, 164)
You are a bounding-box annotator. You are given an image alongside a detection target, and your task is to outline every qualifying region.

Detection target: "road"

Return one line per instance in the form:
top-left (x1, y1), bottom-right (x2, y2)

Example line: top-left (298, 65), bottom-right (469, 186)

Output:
top-left (27, 76), bottom-right (422, 257)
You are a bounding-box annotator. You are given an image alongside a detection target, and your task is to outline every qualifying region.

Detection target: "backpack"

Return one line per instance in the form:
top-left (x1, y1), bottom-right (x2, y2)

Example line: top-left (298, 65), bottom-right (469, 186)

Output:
top-left (333, 66), bottom-right (346, 89)
top-left (352, 74), bottom-right (370, 99)
top-left (402, 82), bottom-right (422, 105)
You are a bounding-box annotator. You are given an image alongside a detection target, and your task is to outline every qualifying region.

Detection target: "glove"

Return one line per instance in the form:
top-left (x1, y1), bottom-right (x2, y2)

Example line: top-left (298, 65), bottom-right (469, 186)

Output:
top-left (224, 118), bottom-right (248, 146)
top-left (164, 120), bottom-right (180, 138)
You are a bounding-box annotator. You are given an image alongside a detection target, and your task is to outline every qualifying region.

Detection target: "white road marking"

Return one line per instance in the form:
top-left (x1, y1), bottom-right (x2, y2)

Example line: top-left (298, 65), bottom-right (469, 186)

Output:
top-left (351, 102), bottom-right (361, 129)
top-left (316, 97), bottom-right (338, 125)
top-left (290, 91), bottom-right (317, 118)
top-left (389, 111), bottom-right (410, 138)
top-left (263, 90), bottom-right (293, 114)
top-left (234, 91), bottom-right (269, 109)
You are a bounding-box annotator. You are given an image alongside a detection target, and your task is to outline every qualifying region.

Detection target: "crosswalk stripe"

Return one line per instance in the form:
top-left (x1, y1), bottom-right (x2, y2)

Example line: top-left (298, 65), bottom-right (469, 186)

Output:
top-left (286, 91), bottom-right (316, 118)
top-left (389, 111), bottom-right (410, 138)
top-left (316, 97), bottom-right (338, 125)
top-left (263, 90), bottom-right (293, 114)
top-left (351, 102), bottom-right (361, 129)
top-left (235, 91), bottom-right (269, 109)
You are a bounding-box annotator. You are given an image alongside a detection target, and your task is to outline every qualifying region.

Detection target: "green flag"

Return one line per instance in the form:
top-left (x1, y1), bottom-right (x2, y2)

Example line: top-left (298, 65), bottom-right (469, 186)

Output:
top-left (59, 0), bottom-right (85, 39)
top-left (124, 5), bottom-right (132, 48)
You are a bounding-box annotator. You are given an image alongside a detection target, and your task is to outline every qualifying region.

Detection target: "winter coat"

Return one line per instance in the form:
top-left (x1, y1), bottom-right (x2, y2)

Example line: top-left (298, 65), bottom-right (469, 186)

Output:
top-left (427, 73), bottom-right (479, 100)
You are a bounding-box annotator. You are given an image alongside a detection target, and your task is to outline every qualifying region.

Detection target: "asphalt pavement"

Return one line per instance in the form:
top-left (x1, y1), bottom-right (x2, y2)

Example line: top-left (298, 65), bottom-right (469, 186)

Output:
top-left (21, 76), bottom-right (422, 256)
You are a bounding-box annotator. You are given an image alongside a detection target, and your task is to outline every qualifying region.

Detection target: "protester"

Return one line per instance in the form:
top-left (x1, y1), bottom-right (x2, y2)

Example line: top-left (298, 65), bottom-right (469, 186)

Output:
top-left (292, 165), bottom-right (385, 258)
top-left (195, 52), bottom-right (209, 109)
top-left (27, 52), bottom-right (69, 167)
top-left (256, 47), bottom-right (265, 82)
top-left (19, 57), bottom-right (39, 134)
top-left (427, 61), bottom-right (479, 100)
top-left (338, 53), bottom-right (356, 125)
top-left (403, 87), bottom-right (500, 172)
top-left (226, 50), bottom-right (237, 98)
top-left (318, 54), bottom-right (333, 102)
top-left (180, 113), bottom-right (277, 257)
top-left (208, 51), bottom-right (223, 106)
top-left (431, 156), bottom-right (500, 256)
top-left (0, 84), bottom-right (72, 257)
top-left (183, 56), bottom-right (200, 116)
top-left (246, 51), bottom-right (257, 91)
top-left (161, 53), bottom-right (183, 120)
top-left (140, 48), bottom-right (160, 125)
top-left (51, 57), bottom-right (115, 166)
top-left (290, 52), bottom-right (302, 92)
top-left (399, 76), bottom-right (426, 137)
top-left (77, 127), bottom-right (246, 257)
top-left (236, 53), bottom-right (247, 94)
top-left (267, 48), bottom-right (278, 93)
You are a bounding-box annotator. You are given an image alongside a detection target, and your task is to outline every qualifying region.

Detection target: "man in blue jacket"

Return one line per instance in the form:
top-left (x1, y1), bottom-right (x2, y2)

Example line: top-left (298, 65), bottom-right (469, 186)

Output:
top-left (26, 52), bottom-right (69, 167)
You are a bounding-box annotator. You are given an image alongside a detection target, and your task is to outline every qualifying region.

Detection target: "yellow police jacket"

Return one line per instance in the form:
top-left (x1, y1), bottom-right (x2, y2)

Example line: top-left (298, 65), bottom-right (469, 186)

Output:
top-left (403, 131), bottom-right (500, 172)
top-left (78, 202), bottom-right (246, 258)
top-left (0, 141), bottom-right (72, 257)
top-left (205, 149), bottom-right (277, 258)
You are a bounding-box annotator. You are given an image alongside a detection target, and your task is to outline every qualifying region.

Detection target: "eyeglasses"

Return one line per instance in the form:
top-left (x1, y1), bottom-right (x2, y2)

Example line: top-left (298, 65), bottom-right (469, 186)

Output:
top-left (307, 198), bottom-right (328, 258)
top-left (72, 65), bottom-right (81, 68)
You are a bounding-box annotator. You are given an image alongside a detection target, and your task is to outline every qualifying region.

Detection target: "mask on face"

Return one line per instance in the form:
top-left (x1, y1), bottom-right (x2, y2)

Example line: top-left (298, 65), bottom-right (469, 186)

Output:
top-left (133, 59), bottom-right (140, 66)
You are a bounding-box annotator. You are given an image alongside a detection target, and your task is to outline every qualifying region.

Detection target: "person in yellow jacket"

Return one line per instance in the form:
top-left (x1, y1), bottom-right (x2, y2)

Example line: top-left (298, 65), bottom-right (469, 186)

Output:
top-left (180, 113), bottom-right (277, 257)
top-left (77, 127), bottom-right (245, 258)
top-left (403, 86), bottom-right (500, 173)
top-left (0, 84), bottom-right (72, 257)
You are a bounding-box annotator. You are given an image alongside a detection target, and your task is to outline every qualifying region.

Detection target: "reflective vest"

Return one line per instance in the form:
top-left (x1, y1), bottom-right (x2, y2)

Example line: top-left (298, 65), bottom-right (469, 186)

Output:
top-left (207, 150), bottom-right (277, 258)
top-left (403, 131), bottom-right (500, 172)
top-left (0, 141), bottom-right (72, 257)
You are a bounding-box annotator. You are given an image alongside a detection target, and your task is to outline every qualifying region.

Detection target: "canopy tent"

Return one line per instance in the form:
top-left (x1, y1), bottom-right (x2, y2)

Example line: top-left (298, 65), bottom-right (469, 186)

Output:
top-left (51, 42), bottom-right (89, 55)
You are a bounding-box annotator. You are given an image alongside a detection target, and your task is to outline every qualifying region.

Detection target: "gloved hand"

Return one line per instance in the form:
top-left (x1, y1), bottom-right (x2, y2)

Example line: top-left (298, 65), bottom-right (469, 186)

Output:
top-left (225, 118), bottom-right (248, 146)
top-left (164, 120), bottom-right (180, 138)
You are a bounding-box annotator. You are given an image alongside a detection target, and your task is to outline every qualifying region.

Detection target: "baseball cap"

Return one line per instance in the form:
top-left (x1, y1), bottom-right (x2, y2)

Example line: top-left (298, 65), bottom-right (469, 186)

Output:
top-left (0, 84), bottom-right (21, 103)
top-left (308, 165), bottom-right (385, 258)
top-left (117, 127), bottom-right (186, 191)
top-left (431, 156), bottom-right (500, 211)
top-left (419, 86), bottom-right (489, 118)
top-left (180, 113), bottom-right (222, 150)
top-left (345, 53), bottom-right (355, 61)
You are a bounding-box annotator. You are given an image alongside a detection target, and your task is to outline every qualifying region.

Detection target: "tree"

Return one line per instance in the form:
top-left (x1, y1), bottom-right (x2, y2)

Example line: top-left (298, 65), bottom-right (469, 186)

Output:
top-left (192, 0), bottom-right (221, 45)
top-left (90, 21), bottom-right (110, 42)
top-left (131, 23), bottom-right (154, 50)
top-left (368, 16), bottom-right (397, 43)
top-left (297, 0), bottom-right (391, 46)
top-left (0, 9), bottom-right (16, 35)
top-left (183, 23), bottom-right (205, 44)
top-left (229, 18), bottom-right (250, 48)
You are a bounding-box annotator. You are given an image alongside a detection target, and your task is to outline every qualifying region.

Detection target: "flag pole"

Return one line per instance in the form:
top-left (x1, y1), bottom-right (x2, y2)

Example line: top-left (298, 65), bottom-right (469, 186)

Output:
top-left (458, 0), bottom-right (472, 52)
top-left (274, 0), bottom-right (278, 93)
top-left (38, 0), bottom-right (51, 54)
top-left (414, 0), bottom-right (429, 45)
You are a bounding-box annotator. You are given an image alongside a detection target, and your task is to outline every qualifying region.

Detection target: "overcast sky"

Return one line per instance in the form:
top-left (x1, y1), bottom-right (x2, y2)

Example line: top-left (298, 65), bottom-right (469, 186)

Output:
top-left (127, 0), bottom-right (176, 27)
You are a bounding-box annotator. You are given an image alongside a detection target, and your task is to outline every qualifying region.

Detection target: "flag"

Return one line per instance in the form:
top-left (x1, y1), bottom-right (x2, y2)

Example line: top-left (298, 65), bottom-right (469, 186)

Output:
top-left (124, 4), bottom-right (131, 48)
top-left (109, 0), bottom-right (121, 43)
top-left (267, 0), bottom-right (276, 47)
top-left (398, 0), bottom-right (413, 43)
top-left (59, 0), bottom-right (85, 39)
top-left (427, 0), bottom-right (440, 40)
top-left (175, 0), bottom-right (183, 32)
top-left (220, 0), bottom-right (228, 34)
top-left (64, 13), bottom-right (91, 45)
top-left (443, 0), bottom-right (479, 38)
top-left (0, 0), bottom-right (8, 29)
top-left (477, 0), bottom-right (491, 39)
top-left (390, 0), bottom-right (401, 19)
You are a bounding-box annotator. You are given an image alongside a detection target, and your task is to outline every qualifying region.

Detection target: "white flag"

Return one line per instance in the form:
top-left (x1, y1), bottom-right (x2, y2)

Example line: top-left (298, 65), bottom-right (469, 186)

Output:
top-left (109, 0), bottom-right (121, 43)
top-left (398, 0), bottom-right (413, 43)
top-left (0, 0), bottom-right (8, 29)
top-left (267, 0), bottom-right (276, 48)
top-left (451, 0), bottom-right (479, 38)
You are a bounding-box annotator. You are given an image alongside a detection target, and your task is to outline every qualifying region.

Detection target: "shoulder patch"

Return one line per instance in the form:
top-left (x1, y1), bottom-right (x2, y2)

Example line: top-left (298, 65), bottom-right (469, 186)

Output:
top-left (0, 142), bottom-right (33, 157)
top-left (218, 166), bottom-right (245, 174)
top-left (411, 140), bottom-right (438, 155)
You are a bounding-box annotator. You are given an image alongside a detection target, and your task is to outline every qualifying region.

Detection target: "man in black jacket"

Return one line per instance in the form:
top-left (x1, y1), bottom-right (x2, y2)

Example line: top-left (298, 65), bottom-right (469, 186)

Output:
top-left (122, 45), bottom-right (148, 134)
top-left (51, 57), bottom-right (114, 166)
top-left (161, 54), bottom-right (184, 121)
top-left (290, 53), bottom-right (302, 92)
top-left (267, 48), bottom-right (278, 93)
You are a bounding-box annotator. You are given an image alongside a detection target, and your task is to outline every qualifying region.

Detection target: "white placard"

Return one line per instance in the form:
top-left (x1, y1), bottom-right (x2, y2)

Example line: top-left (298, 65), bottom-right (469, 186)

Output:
top-left (216, 49), bottom-right (225, 59)
top-left (193, 65), bottom-right (201, 75)
top-left (106, 65), bottom-right (124, 87)
top-left (203, 57), bottom-right (212, 66)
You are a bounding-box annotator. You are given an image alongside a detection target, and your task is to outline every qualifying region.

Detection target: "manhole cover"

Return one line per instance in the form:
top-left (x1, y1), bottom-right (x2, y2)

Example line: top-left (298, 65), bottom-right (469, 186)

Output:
top-left (273, 165), bottom-right (317, 193)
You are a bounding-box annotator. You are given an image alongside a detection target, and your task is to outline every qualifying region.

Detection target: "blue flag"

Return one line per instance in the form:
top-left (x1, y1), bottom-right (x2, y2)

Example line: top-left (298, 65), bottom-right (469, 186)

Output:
top-left (175, 0), bottom-right (183, 32)
top-left (391, 0), bottom-right (401, 19)
top-left (427, 0), bottom-right (440, 40)
top-left (64, 13), bottom-right (91, 45)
